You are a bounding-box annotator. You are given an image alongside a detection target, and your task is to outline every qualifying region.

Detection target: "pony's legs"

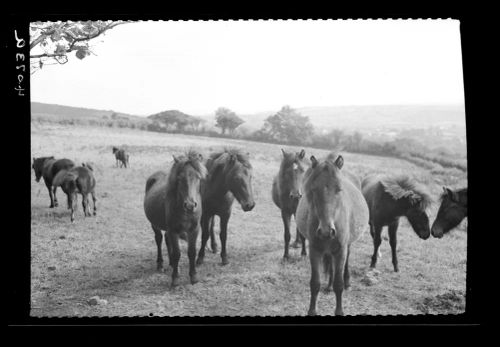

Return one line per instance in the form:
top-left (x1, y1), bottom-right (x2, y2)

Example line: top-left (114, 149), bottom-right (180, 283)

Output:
top-left (370, 224), bottom-right (383, 268)
top-left (70, 193), bottom-right (77, 223)
top-left (219, 212), bottom-right (230, 265)
top-left (344, 246), bottom-right (351, 289)
top-left (333, 251), bottom-right (348, 316)
top-left (196, 213), bottom-right (211, 265)
top-left (166, 231), bottom-right (181, 288)
top-left (82, 194), bottom-right (89, 217)
top-left (291, 221), bottom-right (301, 248)
top-left (307, 248), bottom-right (322, 316)
top-left (325, 254), bottom-right (334, 292)
top-left (91, 191), bottom-right (97, 216)
top-left (52, 186), bottom-right (59, 207)
top-left (47, 183), bottom-right (55, 208)
top-left (187, 228), bottom-right (199, 284)
top-left (281, 210), bottom-right (292, 260)
top-left (388, 220), bottom-right (400, 272)
top-left (152, 226), bottom-right (163, 271)
top-left (300, 231), bottom-right (307, 256)
top-left (209, 216), bottom-right (217, 253)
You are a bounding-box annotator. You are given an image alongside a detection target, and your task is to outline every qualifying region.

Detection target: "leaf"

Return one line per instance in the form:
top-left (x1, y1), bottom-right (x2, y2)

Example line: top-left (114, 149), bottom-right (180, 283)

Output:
top-left (75, 49), bottom-right (89, 60)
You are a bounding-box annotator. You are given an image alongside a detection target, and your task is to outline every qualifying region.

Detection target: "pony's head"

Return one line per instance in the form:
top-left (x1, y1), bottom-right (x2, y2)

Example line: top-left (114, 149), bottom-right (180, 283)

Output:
top-left (32, 156), bottom-right (54, 182)
top-left (381, 175), bottom-right (433, 240)
top-left (213, 149), bottom-right (255, 212)
top-left (169, 151), bottom-right (207, 214)
top-left (280, 149), bottom-right (307, 202)
top-left (304, 153), bottom-right (345, 239)
top-left (112, 147), bottom-right (119, 154)
top-left (431, 187), bottom-right (467, 238)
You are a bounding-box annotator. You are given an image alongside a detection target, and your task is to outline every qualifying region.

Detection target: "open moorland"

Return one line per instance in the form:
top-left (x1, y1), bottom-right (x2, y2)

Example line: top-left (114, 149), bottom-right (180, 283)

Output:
top-left (31, 123), bottom-right (467, 317)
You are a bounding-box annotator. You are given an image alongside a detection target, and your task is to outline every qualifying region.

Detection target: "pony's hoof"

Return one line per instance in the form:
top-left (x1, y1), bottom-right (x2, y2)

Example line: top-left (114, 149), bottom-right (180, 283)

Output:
top-left (196, 257), bottom-right (204, 266)
top-left (156, 264), bottom-right (163, 272)
top-left (323, 287), bottom-right (333, 294)
top-left (170, 278), bottom-right (179, 289)
top-left (307, 309), bottom-right (317, 316)
top-left (335, 310), bottom-right (345, 316)
top-left (394, 267), bottom-right (399, 272)
top-left (290, 241), bottom-right (301, 249)
top-left (221, 258), bottom-right (229, 266)
top-left (210, 245), bottom-right (218, 254)
top-left (190, 275), bottom-right (199, 285)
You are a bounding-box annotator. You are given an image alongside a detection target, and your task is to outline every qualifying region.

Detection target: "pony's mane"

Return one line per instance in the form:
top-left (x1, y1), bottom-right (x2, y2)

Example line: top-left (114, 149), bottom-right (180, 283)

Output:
top-left (165, 150), bottom-right (207, 199)
top-left (210, 148), bottom-right (252, 169)
top-left (381, 175), bottom-right (433, 210)
top-left (440, 187), bottom-right (467, 204)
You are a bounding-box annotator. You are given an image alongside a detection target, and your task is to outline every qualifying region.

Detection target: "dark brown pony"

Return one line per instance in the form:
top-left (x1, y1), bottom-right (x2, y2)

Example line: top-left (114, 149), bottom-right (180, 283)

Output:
top-left (32, 157), bottom-right (75, 208)
top-left (296, 153), bottom-right (369, 316)
top-left (52, 165), bottom-right (97, 222)
top-left (196, 148), bottom-right (255, 266)
top-left (431, 187), bottom-right (467, 238)
top-left (112, 147), bottom-right (130, 168)
top-left (144, 151), bottom-right (207, 287)
top-left (272, 149), bottom-right (307, 259)
top-left (362, 174), bottom-right (433, 272)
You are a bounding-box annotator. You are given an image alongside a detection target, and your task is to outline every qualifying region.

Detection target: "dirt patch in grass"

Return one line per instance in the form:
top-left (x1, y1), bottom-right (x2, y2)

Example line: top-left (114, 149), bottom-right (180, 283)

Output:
top-left (416, 289), bottom-right (465, 314)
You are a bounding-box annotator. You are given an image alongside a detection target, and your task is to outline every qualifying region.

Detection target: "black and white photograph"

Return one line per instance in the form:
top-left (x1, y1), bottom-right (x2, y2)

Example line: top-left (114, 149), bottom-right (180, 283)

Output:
top-left (21, 18), bottom-right (469, 319)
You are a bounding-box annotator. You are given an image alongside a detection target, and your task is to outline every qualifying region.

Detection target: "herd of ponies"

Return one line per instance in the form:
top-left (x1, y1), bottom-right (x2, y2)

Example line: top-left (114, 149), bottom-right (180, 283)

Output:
top-left (32, 146), bottom-right (467, 316)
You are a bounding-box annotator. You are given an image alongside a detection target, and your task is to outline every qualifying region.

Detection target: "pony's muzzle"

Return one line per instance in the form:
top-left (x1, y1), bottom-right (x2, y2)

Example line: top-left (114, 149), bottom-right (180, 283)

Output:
top-left (242, 201), bottom-right (255, 212)
top-left (183, 201), bottom-right (197, 212)
top-left (289, 192), bottom-right (302, 200)
top-left (431, 226), bottom-right (443, 239)
top-left (316, 226), bottom-right (336, 239)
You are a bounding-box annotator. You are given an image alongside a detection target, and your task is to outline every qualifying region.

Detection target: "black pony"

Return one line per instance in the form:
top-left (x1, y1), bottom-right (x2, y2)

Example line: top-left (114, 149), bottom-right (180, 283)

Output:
top-left (32, 157), bottom-right (75, 208)
top-left (196, 149), bottom-right (255, 266)
top-left (431, 187), bottom-right (467, 238)
top-left (362, 174), bottom-right (433, 272)
top-left (112, 147), bottom-right (130, 168)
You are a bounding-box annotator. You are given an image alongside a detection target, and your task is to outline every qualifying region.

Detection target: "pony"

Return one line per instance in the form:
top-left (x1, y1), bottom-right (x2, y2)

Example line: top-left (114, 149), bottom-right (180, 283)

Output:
top-left (431, 187), bottom-right (467, 238)
top-left (112, 147), bottom-right (130, 168)
top-left (272, 149), bottom-right (308, 259)
top-left (32, 157), bottom-right (75, 208)
top-left (296, 152), bottom-right (369, 316)
top-left (144, 151), bottom-right (207, 287)
top-left (362, 174), bottom-right (433, 272)
top-left (52, 165), bottom-right (97, 222)
top-left (196, 148), bottom-right (255, 266)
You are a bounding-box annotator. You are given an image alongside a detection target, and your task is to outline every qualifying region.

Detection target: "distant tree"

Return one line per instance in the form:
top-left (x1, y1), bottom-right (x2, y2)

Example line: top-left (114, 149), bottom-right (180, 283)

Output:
top-left (215, 107), bottom-right (245, 135)
top-left (30, 20), bottom-right (132, 73)
top-left (261, 105), bottom-right (314, 144)
top-left (330, 129), bottom-right (345, 148)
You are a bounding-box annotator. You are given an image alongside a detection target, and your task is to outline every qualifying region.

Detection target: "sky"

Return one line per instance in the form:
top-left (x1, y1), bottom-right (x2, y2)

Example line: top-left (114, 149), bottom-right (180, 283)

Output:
top-left (30, 20), bottom-right (465, 117)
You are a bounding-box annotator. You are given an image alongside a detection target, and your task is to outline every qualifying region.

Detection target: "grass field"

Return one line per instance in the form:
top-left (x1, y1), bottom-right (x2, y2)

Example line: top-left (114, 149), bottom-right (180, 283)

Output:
top-left (30, 123), bottom-right (467, 317)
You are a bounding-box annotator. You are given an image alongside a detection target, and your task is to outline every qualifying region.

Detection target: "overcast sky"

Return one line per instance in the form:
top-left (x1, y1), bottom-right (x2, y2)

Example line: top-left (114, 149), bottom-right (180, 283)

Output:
top-left (31, 20), bottom-right (464, 116)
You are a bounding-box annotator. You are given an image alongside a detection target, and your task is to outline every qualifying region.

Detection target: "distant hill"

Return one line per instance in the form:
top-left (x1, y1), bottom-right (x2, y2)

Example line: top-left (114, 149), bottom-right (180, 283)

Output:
top-left (237, 104), bottom-right (466, 132)
top-left (31, 102), bottom-right (145, 122)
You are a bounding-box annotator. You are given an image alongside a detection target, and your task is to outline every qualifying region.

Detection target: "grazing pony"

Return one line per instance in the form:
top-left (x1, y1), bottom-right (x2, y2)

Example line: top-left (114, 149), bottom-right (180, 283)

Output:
top-left (362, 174), bottom-right (433, 272)
top-left (112, 147), bottom-right (130, 168)
top-left (32, 157), bottom-right (75, 208)
top-left (296, 153), bottom-right (369, 316)
top-left (196, 148), bottom-right (255, 266)
top-left (272, 149), bottom-right (308, 259)
top-left (431, 187), bottom-right (467, 238)
top-left (144, 151), bottom-right (207, 287)
top-left (52, 165), bottom-right (97, 222)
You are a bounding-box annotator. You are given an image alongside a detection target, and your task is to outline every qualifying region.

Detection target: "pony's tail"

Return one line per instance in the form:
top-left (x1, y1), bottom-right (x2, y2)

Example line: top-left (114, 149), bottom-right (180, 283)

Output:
top-left (323, 254), bottom-right (332, 278)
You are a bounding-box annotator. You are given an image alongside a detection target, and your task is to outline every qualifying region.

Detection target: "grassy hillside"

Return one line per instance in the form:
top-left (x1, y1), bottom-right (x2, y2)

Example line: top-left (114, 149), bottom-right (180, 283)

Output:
top-left (30, 123), bottom-right (467, 317)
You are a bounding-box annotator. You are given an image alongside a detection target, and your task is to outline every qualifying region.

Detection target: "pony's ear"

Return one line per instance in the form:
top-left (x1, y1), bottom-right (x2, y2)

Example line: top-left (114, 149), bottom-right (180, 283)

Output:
top-left (310, 155), bottom-right (318, 168)
top-left (335, 155), bottom-right (344, 169)
top-left (298, 149), bottom-right (305, 159)
top-left (33, 157), bottom-right (36, 162)
top-left (281, 148), bottom-right (286, 157)
top-left (198, 153), bottom-right (204, 161)
top-left (173, 155), bottom-right (179, 163)
top-left (445, 187), bottom-right (459, 202)
top-left (229, 154), bottom-right (236, 164)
